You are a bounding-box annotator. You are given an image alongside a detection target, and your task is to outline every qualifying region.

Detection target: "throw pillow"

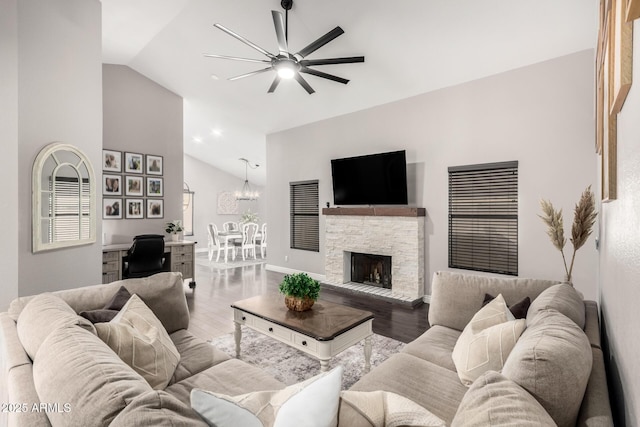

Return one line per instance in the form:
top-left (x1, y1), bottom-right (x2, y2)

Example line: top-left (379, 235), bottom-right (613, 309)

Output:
top-left (80, 285), bottom-right (132, 323)
top-left (338, 390), bottom-right (446, 427)
top-left (451, 371), bottom-right (556, 426)
top-left (17, 293), bottom-right (96, 360)
top-left (466, 293), bottom-right (513, 335)
top-left (191, 366), bottom-right (343, 427)
top-left (95, 294), bottom-right (180, 390)
top-left (452, 318), bottom-right (526, 386)
top-left (502, 309), bottom-right (592, 427)
top-left (482, 293), bottom-right (531, 319)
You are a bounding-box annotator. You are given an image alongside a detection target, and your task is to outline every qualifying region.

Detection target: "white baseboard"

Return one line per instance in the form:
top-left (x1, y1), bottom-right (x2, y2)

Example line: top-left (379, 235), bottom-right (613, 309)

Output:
top-left (265, 264), bottom-right (327, 283)
top-left (195, 248), bottom-right (207, 254)
top-left (423, 294), bottom-right (431, 304)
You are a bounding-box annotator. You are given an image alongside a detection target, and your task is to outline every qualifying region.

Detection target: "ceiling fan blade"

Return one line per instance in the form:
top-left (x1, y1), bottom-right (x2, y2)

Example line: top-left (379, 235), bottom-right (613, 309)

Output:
top-left (300, 67), bottom-right (349, 84)
top-left (295, 27), bottom-right (344, 58)
top-left (214, 23), bottom-right (276, 59)
top-left (271, 11), bottom-right (289, 56)
top-left (228, 67), bottom-right (273, 81)
top-left (299, 56), bottom-right (365, 66)
top-left (294, 73), bottom-right (315, 94)
top-left (267, 76), bottom-right (281, 93)
top-left (203, 54), bottom-right (270, 64)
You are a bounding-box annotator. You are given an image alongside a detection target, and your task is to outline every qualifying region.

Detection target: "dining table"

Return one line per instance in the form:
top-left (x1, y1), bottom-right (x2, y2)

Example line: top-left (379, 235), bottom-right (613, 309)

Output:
top-left (217, 230), bottom-right (262, 263)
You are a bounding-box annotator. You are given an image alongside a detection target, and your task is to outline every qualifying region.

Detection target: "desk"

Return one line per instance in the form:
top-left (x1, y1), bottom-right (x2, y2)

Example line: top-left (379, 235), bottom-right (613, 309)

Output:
top-left (102, 240), bottom-right (196, 286)
top-left (218, 232), bottom-right (261, 263)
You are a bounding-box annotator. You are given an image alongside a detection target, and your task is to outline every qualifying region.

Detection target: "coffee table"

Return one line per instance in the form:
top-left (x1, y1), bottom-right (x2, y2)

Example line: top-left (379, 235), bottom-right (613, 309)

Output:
top-left (231, 294), bottom-right (374, 372)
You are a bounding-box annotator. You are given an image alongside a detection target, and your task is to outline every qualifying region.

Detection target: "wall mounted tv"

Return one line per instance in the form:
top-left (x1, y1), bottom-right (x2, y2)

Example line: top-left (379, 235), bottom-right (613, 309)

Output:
top-left (331, 150), bottom-right (408, 205)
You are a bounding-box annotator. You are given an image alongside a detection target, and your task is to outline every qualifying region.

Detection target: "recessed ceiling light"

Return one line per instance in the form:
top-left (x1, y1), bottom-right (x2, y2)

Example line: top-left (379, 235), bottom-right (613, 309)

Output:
top-left (211, 129), bottom-right (222, 137)
top-left (210, 74), bottom-right (219, 80)
top-left (193, 136), bottom-right (203, 143)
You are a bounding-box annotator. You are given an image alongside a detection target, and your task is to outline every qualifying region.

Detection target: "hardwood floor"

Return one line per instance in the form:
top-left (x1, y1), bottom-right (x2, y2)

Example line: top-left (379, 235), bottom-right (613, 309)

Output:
top-left (186, 261), bottom-right (430, 343)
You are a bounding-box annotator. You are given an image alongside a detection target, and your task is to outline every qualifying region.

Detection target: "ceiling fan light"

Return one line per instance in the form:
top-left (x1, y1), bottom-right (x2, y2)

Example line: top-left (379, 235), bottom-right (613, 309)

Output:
top-left (277, 63), bottom-right (296, 79)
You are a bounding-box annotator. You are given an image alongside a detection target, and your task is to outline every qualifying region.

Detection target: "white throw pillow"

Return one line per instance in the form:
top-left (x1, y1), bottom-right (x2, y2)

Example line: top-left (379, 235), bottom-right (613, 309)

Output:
top-left (191, 366), bottom-right (343, 427)
top-left (95, 294), bottom-right (180, 389)
top-left (452, 294), bottom-right (525, 386)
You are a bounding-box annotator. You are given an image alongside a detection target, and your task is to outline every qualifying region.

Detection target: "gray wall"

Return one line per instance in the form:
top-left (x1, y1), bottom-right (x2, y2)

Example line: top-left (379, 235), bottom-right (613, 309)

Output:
top-left (0, 0), bottom-right (19, 310)
top-left (266, 50), bottom-right (598, 300)
top-left (184, 154), bottom-right (265, 253)
top-left (102, 65), bottom-right (183, 244)
top-left (16, 0), bottom-right (103, 298)
top-left (598, 29), bottom-right (640, 426)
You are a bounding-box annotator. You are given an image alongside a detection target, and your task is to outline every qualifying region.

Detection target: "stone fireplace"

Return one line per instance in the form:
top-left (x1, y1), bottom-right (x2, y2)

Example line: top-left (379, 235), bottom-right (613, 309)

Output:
top-left (323, 207), bottom-right (425, 302)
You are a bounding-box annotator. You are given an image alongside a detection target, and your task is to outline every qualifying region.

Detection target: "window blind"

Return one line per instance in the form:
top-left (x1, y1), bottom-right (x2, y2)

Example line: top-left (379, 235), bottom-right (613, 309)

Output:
top-left (290, 180), bottom-right (319, 252)
top-left (448, 161), bottom-right (518, 275)
top-left (50, 177), bottom-right (91, 242)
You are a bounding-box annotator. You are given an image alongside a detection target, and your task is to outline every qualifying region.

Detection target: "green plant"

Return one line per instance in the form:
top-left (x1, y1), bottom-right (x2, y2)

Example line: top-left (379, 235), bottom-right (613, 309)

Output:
top-left (240, 209), bottom-right (260, 224)
top-left (165, 219), bottom-right (184, 234)
top-left (538, 186), bottom-right (597, 283)
top-left (278, 272), bottom-right (320, 301)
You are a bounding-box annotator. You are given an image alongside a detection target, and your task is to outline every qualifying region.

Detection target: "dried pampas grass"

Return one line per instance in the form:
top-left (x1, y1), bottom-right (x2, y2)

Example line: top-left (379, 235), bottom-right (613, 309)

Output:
top-left (539, 186), bottom-right (597, 283)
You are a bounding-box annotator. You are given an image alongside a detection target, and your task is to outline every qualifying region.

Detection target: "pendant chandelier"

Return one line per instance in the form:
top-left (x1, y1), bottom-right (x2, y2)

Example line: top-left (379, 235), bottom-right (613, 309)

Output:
top-left (235, 158), bottom-right (259, 201)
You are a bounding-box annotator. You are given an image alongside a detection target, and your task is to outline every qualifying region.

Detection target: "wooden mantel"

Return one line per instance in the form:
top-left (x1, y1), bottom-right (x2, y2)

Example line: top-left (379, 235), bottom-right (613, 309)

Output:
top-left (322, 207), bottom-right (426, 217)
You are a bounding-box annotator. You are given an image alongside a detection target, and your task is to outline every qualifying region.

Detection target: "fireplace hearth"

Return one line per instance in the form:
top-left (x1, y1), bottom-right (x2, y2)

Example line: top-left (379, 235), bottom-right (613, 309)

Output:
top-left (351, 252), bottom-right (392, 289)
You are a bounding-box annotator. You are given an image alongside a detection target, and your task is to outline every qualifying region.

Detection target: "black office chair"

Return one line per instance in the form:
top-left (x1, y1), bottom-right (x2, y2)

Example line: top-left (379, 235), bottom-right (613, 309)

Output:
top-left (123, 234), bottom-right (167, 279)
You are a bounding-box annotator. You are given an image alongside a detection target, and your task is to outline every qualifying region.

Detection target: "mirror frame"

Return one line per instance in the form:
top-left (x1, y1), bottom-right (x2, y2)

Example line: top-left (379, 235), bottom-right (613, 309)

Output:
top-left (32, 142), bottom-right (97, 252)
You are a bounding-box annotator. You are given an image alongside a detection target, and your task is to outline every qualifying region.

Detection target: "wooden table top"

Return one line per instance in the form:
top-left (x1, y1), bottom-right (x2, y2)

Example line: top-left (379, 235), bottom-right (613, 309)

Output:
top-left (231, 294), bottom-right (374, 341)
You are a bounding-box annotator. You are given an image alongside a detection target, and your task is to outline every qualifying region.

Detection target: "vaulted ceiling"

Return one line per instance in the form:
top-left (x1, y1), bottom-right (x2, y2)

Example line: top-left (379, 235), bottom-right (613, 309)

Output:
top-left (102, 0), bottom-right (598, 184)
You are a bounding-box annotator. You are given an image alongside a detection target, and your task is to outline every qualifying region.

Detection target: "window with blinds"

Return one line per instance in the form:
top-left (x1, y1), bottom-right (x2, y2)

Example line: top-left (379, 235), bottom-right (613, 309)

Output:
top-left (49, 177), bottom-right (91, 242)
top-left (448, 161), bottom-right (518, 276)
top-left (290, 180), bottom-right (319, 252)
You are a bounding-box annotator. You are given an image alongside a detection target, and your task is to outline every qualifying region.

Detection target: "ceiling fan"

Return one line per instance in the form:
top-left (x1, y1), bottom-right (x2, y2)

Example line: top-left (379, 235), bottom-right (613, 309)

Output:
top-left (203, 0), bottom-right (364, 94)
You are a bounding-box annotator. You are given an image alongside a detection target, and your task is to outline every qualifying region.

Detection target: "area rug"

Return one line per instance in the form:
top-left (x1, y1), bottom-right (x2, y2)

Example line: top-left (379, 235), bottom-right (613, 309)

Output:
top-left (210, 328), bottom-right (405, 389)
top-left (195, 252), bottom-right (266, 270)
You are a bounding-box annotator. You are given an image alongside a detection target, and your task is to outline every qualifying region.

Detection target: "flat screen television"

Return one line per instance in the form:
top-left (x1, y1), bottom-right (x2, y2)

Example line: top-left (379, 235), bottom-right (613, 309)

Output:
top-left (331, 150), bottom-right (408, 205)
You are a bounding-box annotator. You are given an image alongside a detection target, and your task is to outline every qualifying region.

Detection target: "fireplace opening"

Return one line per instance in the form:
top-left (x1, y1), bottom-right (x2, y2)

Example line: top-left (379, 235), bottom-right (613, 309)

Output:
top-left (351, 252), bottom-right (392, 289)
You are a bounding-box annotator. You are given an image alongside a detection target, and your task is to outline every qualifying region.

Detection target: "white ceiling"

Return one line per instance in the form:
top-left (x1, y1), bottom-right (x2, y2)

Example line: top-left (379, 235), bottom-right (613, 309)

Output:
top-left (102, 0), bottom-right (598, 185)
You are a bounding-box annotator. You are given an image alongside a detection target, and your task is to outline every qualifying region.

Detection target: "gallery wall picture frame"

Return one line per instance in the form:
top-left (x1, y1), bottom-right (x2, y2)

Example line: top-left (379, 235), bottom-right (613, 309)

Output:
top-left (125, 175), bottom-right (144, 196)
top-left (627, 0), bottom-right (640, 20)
top-left (125, 152), bottom-right (144, 174)
top-left (103, 174), bottom-right (122, 196)
top-left (147, 177), bottom-right (163, 197)
top-left (147, 199), bottom-right (164, 219)
top-left (146, 154), bottom-right (163, 175)
top-left (103, 198), bottom-right (122, 219)
top-left (609, 0), bottom-right (633, 114)
top-left (102, 149), bottom-right (122, 172)
top-left (125, 199), bottom-right (144, 219)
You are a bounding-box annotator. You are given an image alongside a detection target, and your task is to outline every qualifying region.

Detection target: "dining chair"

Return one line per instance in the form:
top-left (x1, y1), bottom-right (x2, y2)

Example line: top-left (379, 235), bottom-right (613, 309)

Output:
top-left (258, 223), bottom-right (267, 259)
top-left (222, 221), bottom-right (239, 232)
top-left (207, 223), bottom-right (222, 262)
top-left (233, 222), bottom-right (259, 261)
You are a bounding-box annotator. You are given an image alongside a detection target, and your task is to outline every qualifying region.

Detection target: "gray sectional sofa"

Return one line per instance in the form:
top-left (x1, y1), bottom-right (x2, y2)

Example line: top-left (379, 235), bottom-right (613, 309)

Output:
top-left (0, 271), bottom-right (613, 426)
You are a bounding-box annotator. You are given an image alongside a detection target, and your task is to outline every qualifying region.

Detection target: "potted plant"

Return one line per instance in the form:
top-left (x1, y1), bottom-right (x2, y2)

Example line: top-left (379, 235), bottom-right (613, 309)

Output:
top-left (538, 186), bottom-right (597, 284)
top-left (165, 220), bottom-right (184, 242)
top-left (278, 272), bottom-right (320, 312)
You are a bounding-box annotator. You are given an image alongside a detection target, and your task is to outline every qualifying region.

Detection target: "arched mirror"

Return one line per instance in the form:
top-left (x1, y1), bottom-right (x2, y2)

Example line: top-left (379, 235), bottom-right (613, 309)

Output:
top-left (32, 142), bottom-right (96, 252)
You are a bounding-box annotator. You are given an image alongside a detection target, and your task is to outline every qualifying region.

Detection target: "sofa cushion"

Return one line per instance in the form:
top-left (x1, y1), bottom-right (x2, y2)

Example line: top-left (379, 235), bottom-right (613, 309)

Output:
top-left (111, 390), bottom-right (206, 426)
top-left (166, 358), bottom-right (286, 405)
top-left (451, 371), bottom-right (556, 426)
top-left (526, 283), bottom-right (585, 329)
top-left (338, 390), bottom-right (446, 427)
top-left (428, 271), bottom-right (558, 331)
top-left (190, 366), bottom-right (343, 427)
top-left (8, 272), bottom-right (188, 334)
top-left (350, 353), bottom-right (468, 424)
top-left (401, 325), bottom-right (460, 371)
top-left (95, 294), bottom-right (180, 390)
top-left (16, 293), bottom-right (96, 360)
top-left (452, 318), bottom-right (526, 386)
top-left (79, 285), bottom-right (132, 323)
top-left (169, 329), bottom-right (231, 385)
top-left (33, 325), bottom-right (152, 426)
top-left (502, 309), bottom-right (592, 427)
